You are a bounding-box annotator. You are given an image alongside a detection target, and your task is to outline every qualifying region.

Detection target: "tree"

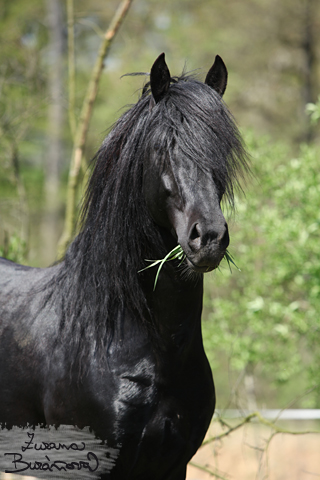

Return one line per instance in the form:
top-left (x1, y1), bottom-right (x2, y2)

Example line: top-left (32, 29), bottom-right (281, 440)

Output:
top-left (0, 0), bottom-right (47, 257)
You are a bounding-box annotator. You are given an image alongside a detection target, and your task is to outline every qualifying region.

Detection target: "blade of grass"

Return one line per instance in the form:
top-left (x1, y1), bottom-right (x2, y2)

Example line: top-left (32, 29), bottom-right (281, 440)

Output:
top-left (139, 245), bottom-right (185, 290)
top-left (224, 250), bottom-right (241, 272)
top-left (139, 246), bottom-right (239, 290)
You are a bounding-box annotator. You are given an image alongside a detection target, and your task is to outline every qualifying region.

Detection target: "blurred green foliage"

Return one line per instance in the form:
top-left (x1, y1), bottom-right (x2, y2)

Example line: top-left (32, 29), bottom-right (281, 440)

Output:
top-left (203, 134), bottom-right (320, 407)
top-left (0, 232), bottom-right (27, 264)
top-left (306, 96), bottom-right (320, 125)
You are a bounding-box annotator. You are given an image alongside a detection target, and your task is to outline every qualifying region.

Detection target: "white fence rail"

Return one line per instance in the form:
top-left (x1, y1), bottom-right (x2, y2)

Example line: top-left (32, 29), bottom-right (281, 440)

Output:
top-left (214, 409), bottom-right (320, 420)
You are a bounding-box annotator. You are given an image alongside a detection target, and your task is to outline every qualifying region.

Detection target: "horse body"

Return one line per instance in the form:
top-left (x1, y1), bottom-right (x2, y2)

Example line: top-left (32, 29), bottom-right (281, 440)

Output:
top-left (0, 258), bottom-right (213, 479)
top-left (0, 54), bottom-right (247, 479)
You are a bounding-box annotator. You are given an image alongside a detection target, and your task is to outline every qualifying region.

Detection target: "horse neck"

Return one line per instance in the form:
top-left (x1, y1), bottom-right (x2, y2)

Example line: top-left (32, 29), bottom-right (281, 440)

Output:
top-left (60, 184), bottom-right (204, 354)
top-left (143, 227), bottom-right (204, 346)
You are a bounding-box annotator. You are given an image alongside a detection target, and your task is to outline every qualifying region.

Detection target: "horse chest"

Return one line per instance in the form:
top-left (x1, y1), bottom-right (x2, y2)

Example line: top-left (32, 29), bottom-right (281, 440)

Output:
top-left (77, 351), bottom-right (214, 479)
top-left (44, 343), bottom-right (214, 479)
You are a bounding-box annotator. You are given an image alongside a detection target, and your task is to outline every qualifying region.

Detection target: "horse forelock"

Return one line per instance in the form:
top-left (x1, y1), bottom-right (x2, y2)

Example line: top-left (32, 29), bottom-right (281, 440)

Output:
top-left (147, 78), bottom-right (249, 206)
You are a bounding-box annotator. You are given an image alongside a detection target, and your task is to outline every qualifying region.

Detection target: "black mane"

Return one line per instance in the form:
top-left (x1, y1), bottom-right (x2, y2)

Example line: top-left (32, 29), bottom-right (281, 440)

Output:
top-left (50, 72), bottom-right (249, 363)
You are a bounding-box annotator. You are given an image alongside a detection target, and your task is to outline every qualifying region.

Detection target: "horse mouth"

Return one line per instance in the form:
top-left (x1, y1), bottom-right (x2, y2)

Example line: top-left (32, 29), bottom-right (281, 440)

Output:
top-left (185, 256), bottom-right (222, 273)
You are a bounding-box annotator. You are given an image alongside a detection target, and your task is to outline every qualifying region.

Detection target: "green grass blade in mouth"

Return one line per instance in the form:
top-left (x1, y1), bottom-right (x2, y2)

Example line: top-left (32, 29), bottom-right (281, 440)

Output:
top-left (138, 246), bottom-right (239, 290)
top-left (224, 249), bottom-right (240, 272)
top-left (138, 245), bottom-right (185, 290)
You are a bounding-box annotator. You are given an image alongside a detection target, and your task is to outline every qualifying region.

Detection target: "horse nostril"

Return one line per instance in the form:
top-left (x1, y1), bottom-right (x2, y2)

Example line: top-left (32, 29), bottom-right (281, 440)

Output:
top-left (188, 223), bottom-right (229, 252)
top-left (188, 223), bottom-right (201, 251)
top-left (218, 225), bottom-right (230, 250)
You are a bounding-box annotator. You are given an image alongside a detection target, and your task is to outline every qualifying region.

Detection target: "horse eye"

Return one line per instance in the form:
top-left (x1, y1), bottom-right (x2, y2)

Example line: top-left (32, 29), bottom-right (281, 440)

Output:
top-left (154, 143), bottom-right (161, 152)
top-left (162, 173), bottom-right (173, 194)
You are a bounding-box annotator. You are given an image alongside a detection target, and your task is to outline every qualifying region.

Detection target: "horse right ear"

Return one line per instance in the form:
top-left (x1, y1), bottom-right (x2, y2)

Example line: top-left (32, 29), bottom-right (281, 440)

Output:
top-left (205, 55), bottom-right (228, 97)
top-left (150, 53), bottom-right (171, 103)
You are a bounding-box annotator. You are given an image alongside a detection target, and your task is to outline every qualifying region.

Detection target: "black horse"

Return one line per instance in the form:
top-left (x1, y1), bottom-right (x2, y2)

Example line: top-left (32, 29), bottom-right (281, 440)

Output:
top-left (0, 54), bottom-right (248, 479)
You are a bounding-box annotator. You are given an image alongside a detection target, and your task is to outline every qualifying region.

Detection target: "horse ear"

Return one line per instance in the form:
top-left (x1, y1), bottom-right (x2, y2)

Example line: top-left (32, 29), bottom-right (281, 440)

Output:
top-left (205, 55), bottom-right (228, 97)
top-left (150, 53), bottom-right (171, 103)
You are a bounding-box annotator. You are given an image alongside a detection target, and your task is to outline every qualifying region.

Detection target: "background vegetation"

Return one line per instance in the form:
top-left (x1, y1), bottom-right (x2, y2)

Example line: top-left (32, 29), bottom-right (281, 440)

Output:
top-left (0, 0), bottom-right (320, 417)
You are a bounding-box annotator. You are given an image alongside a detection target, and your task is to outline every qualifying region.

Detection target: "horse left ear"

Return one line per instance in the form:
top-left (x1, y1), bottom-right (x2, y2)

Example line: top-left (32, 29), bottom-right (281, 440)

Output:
top-left (205, 55), bottom-right (228, 97)
top-left (150, 53), bottom-right (171, 103)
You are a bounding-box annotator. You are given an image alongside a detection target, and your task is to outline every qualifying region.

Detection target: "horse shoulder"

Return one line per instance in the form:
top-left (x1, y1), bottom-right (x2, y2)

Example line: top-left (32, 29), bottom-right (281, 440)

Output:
top-left (0, 260), bottom-right (61, 425)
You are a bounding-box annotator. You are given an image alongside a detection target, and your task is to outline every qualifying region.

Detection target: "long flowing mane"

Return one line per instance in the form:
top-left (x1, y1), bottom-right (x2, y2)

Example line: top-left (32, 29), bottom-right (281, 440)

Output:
top-left (48, 71), bottom-right (249, 364)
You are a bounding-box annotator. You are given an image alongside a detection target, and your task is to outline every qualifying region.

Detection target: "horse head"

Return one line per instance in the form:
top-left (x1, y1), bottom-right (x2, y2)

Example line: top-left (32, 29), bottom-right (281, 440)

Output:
top-left (143, 53), bottom-right (235, 273)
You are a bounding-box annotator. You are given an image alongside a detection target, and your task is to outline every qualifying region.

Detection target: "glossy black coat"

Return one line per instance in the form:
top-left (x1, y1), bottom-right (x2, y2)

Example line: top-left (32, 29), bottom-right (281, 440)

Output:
top-left (0, 259), bottom-right (214, 480)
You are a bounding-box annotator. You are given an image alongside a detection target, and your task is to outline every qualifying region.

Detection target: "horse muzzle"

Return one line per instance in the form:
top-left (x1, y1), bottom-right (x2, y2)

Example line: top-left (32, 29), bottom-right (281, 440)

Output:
top-left (181, 221), bottom-right (230, 273)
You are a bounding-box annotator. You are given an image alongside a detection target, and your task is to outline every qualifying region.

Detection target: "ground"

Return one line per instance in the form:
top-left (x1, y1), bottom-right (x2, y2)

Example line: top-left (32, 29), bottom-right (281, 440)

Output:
top-left (186, 420), bottom-right (320, 480)
top-left (1, 421), bottom-right (319, 480)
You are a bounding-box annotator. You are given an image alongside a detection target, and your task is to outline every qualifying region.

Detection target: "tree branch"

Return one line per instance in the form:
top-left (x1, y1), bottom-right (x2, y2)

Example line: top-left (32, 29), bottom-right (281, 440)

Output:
top-left (190, 412), bottom-right (320, 478)
top-left (202, 412), bottom-right (320, 446)
top-left (67, 0), bottom-right (76, 140)
top-left (58, 0), bottom-right (133, 258)
top-left (189, 461), bottom-right (229, 479)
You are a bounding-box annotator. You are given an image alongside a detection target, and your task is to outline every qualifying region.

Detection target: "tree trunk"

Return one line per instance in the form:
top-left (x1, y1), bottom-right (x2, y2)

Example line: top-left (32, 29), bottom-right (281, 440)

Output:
top-left (43, 0), bottom-right (64, 264)
top-left (302, 0), bottom-right (317, 142)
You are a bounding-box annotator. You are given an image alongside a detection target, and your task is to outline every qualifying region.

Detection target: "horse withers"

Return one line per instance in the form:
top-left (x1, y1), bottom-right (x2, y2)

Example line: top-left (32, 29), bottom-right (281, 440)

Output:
top-left (0, 53), bottom-right (248, 479)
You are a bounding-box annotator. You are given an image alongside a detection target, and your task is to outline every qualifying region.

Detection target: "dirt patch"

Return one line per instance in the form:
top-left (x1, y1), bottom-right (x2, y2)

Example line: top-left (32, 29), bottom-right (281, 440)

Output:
top-left (187, 421), bottom-right (320, 480)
